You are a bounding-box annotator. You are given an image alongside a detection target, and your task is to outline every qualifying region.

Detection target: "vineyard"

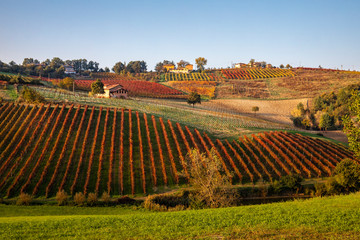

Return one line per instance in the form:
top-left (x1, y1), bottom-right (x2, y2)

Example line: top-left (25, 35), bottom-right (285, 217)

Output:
top-left (74, 79), bottom-right (185, 98)
top-left (163, 72), bottom-right (223, 81)
top-left (0, 103), bottom-right (353, 198)
top-left (166, 81), bottom-right (217, 98)
top-left (221, 68), bottom-right (295, 80)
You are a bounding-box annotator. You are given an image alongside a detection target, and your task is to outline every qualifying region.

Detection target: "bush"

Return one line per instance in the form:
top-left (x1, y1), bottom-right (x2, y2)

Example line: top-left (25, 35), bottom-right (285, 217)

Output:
top-left (325, 177), bottom-right (343, 195)
top-left (269, 175), bottom-right (303, 194)
top-left (16, 193), bottom-right (33, 206)
top-left (74, 192), bottom-right (86, 206)
top-left (332, 159), bottom-right (360, 193)
top-left (19, 86), bottom-right (45, 103)
top-left (87, 193), bottom-right (97, 206)
top-left (55, 190), bottom-right (69, 206)
top-left (314, 183), bottom-right (327, 197)
top-left (117, 196), bottom-right (136, 205)
top-left (101, 192), bottom-right (111, 204)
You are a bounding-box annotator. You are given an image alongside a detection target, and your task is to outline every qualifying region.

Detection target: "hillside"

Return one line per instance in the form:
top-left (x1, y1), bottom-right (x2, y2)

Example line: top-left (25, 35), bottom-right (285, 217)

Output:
top-left (1, 193), bottom-right (360, 239)
top-left (0, 103), bottom-right (352, 198)
top-left (162, 68), bottom-right (360, 99)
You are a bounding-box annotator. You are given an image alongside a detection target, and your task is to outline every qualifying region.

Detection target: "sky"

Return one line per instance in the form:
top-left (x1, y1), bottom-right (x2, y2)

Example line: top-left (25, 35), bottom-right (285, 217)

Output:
top-left (0, 0), bottom-right (359, 71)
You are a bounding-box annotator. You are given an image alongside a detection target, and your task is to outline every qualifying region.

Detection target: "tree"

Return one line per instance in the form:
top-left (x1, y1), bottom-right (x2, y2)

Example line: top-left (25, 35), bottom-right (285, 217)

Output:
top-left (319, 112), bottom-right (334, 130)
top-left (104, 67), bottom-right (110, 72)
top-left (127, 61), bottom-right (147, 73)
top-left (286, 64), bottom-right (292, 69)
top-left (91, 79), bottom-right (104, 95)
top-left (112, 62), bottom-right (126, 74)
top-left (177, 60), bottom-right (190, 68)
top-left (22, 58), bottom-right (34, 66)
top-left (343, 90), bottom-right (360, 158)
top-left (59, 77), bottom-right (74, 91)
top-left (279, 64), bottom-right (284, 69)
top-left (185, 149), bottom-right (232, 208)
top-left (154, 62), bottom-right (164, 72)
top-left (187, 92), bottom-right (201, 107)
top-left (50, 57), bottom-right (64, 69)
top-left (195, 57), bottom-right (207, 72)
top-left (249, 59), bottom-right (255, 65)
top-left (333, 159), bottom-right (360, 192)
top-left (252, 106), bottom-right (259, 116)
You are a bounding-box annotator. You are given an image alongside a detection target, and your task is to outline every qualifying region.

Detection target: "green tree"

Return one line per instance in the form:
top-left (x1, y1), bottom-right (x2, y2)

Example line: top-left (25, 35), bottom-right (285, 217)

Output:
top-left (252, 106), bottom-right (259, 116)
top-left (333, 159), bottom-right (360, 192)
top-left (279, 64), bottom-right (284, 69)
top-left (104, 67), bottom-right (110, 72)
top-left (343, 90), bottom-right (360, 158)
top-left (91, 79), bottom-right (104, 95)
top-left (285, 64), bottom-right (292, 69)
top-left (155, 62), bottom-right (163, 72)
top-left (319, 113), bottom-right (334, 130)
top-left (112, 62), bottom-right (125, 74)
top-left (187, 92), bottom-right (201, 107)
top-left (195, 57), bottom-right (207, 72)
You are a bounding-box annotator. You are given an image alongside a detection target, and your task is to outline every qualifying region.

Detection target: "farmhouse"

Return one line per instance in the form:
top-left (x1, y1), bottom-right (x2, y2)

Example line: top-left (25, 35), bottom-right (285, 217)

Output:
top-left (170, 64), bottom-right (194, 73)
top-left (163, 64), bottom-right (175, 72)
top-left (64, 65), bottom-right (76, 75)
top-left (97, 84), bottom-right (128, 98)
top-left (234, 63), bottom-right (246, 68)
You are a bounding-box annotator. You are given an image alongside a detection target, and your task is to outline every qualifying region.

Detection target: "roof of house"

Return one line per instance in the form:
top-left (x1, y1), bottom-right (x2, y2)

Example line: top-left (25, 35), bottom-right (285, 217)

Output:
top-left (104, 84), bottom-right (124, 91)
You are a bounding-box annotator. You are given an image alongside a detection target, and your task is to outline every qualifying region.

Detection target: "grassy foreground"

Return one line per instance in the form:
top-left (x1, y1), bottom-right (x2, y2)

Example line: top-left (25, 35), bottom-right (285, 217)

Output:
top-left (1, 193), bottom-right (360, 239)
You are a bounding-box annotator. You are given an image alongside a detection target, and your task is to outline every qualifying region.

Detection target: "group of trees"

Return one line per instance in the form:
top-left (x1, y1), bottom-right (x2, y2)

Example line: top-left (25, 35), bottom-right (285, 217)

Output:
top-left (155, 57), bottom-right (208, 72)
top-left (112, 61), bottom-right (147, 74)
top-left (291, 84), bottom-right (360, 130)
top-left (0, 57), bottom-right (103, 79)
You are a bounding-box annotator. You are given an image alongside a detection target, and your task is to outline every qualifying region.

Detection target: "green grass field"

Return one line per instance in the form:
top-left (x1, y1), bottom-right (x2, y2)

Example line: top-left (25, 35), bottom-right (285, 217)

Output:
top-left (1, 193), bottom-right (360, 239)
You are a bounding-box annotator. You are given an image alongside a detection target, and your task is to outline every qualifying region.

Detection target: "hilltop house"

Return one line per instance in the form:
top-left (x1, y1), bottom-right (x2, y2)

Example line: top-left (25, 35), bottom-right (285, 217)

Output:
top-left (234, 63), bottom-right (246, 68)
top-left (97, 84), bottom-right (128, 99)
top-left (64, 65), bottom-right (76, 75)
top-left (170, 64), bottom-right (194, 73)
top-left (163, 64), bottom-right (175, 72)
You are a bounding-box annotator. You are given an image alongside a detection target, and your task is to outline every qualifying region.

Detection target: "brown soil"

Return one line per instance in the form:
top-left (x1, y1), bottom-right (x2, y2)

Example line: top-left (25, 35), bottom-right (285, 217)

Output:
top-left (206, 98), bottom-right (309, 125)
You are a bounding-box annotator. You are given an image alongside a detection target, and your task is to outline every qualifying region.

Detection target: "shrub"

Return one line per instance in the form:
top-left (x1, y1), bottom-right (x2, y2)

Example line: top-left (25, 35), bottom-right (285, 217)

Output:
top-left (87, 193), bottom-right (97, 206)
top-left (74, 192), bottom-right (86, 206)
top-left (55, 190), bottom-right (69, 206)
top-left (16, 193), bottom-right (33, 206)
top-left (269, 175), bottom-right (303, 194)
top-left (314, 183), bottom-right (327, 197)
top-left (332, 159), bottom-right (360, 193)
top-left (117, 196), bottom-right (136, 205)
top-left (19, 86), bottom-right (45, 103)
top-left (143, 195), bottom-right (167, 211)
top-left (101, 192), bottom-right (111, 204)
top-left (325, 177), bottom-right (342, 195)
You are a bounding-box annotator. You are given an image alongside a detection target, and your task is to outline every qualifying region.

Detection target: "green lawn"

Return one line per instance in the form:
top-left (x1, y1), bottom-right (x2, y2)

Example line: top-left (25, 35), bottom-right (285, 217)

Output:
top-left (1, 192), bottom-right (360, 239)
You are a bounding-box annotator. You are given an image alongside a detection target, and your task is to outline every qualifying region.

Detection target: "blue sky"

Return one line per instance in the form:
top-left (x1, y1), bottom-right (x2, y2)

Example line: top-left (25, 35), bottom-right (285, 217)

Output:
top-left (0, 0), bottom-right (359, 71)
